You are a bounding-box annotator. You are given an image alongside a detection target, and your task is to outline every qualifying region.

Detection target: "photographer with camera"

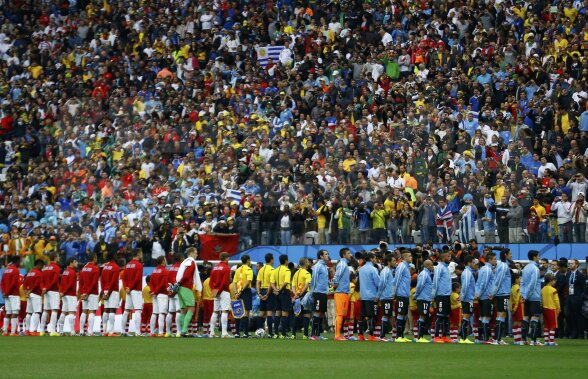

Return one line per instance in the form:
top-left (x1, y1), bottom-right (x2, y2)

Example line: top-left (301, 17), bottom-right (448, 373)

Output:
top-left (551, 193), bottom-right (573, 243)
top-left (569, 192), bottom-right (588, 242)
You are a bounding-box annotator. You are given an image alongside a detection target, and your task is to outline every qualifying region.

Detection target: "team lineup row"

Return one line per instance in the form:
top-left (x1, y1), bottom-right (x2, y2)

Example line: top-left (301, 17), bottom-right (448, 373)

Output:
top-left (0, 247), bottom-right (574, 345)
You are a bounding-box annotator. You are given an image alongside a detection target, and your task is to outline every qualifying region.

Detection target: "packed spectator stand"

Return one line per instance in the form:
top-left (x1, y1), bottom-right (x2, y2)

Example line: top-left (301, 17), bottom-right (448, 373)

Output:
top-left (1, 0), bottom-right (588, 270)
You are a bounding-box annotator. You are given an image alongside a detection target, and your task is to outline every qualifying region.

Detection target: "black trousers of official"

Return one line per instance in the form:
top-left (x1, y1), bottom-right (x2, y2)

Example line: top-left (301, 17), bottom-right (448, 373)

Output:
top-left (566, 296), bottom-right (585, 339)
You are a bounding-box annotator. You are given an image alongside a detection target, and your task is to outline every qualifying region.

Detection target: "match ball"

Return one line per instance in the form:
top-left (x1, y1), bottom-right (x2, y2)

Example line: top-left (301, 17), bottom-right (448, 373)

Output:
top-left (255, 328), bottom-right (266, 338)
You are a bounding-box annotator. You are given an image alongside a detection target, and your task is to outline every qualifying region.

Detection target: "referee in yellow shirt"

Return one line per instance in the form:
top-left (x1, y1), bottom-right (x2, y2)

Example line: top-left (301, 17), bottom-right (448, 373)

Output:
top-left (271, 254), bottom-right (291, 338)
top-left (291, 257), bottom-right (312, 339)
top-left (255, 253), bottom-right (276, 337)
top-left (231, 255), bottom-right (253, 338)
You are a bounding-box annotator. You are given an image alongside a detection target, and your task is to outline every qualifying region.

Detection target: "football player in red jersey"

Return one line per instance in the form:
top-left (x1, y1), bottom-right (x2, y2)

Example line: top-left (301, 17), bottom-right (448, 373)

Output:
top-left (121, 249), bottom-right (144, 336)
top-left (1, 256), bottom-right (21, 336)
top-left (57, 257), bottom-right (78, 335)
top-left (24, 260), bottom-right (45, 335)
top-left (165, 254), bottom-right (182, 337)
top-left (79, 253), bottom-right (100, 336)
top-left (40, 252), bottom-right (61, 336)
top-left (149, 256), bottom-right (169, 337)
top-left (101, 252), bottom-right (121, 336)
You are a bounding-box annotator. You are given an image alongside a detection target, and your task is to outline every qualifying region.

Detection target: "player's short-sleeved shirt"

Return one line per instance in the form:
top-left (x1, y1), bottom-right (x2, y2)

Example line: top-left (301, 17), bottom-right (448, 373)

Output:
top-left (232, 265), bottom-right (253, 292)
top-left (270, 265), bottom-right (291, 291)
top-left (257, 264), bottom-right (273, 289)
top-left (292, 268), bottom-right (311, 294)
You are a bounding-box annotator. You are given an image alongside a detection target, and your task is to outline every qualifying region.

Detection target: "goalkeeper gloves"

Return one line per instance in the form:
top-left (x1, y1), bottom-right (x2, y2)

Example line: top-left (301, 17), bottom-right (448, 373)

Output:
top-left (168, 283), bottom-right (180, 293)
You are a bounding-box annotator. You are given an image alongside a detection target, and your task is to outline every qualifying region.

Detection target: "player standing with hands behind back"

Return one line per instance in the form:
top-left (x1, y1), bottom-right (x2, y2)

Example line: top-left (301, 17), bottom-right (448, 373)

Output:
top-left (209, 252), bottom-right (231, 338)
top-left (122, 249), bottom-right (144, 336)
top-left (332, 248), bottom-right (351, 341)
top-left (432, 251), bottom-right (453, 343)
top-left (309, 250), bottom-right (330, 340)
top-left (521, 250), bottom-right (543, 345)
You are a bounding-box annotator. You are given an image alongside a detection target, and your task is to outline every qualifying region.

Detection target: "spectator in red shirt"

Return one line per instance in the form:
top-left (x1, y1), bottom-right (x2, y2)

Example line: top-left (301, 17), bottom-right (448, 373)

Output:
top-left (79, 253), bottom-right (100, 336)
top-left (57, 257), bottom-right (78, 336)
top-left (24, 260), bottom-right (45, 335)
top-left (40, 252), bottom-right (61, 336)
top-left (121, 249), bottom-right (144, 336)
top-left (1, 256), bottom-right (21, 336)
top-left (209, 252), bottom-right (231, 338)
top-left (100, 251), bottom-right (121, 336)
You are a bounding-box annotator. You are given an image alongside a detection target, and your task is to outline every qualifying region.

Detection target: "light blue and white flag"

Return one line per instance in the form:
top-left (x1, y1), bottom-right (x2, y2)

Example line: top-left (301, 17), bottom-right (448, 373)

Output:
top-left (256, 45), bottom-right (285, 67)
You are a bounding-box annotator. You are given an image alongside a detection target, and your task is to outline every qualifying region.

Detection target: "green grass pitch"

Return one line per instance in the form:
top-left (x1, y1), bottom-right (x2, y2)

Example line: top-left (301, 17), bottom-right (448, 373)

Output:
top-left (0, 337), bottom-right (586, 378)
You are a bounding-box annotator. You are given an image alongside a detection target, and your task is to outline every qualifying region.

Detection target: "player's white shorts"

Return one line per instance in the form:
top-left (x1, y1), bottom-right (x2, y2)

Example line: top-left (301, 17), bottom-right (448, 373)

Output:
top-left (168, 294), bottom-right (179, 313)
top-left (5, 295), bottom-right (21, 315)
top-left (82, 294), bottom-right (99, 311)
top-left (103, 291), bottom-right (120, 309)
top-left (213, 291), bottom-right (231, 312)
top-left (124, 290), bottom-right (143, 311)
top-left (44, 291), bottom-right (60, 310)
top-left (26, 294), bottom-right (43, 313)
top-left (153, 294), bottom-right (168, 314)
top-left (61, 295), bottom-right (78, 313)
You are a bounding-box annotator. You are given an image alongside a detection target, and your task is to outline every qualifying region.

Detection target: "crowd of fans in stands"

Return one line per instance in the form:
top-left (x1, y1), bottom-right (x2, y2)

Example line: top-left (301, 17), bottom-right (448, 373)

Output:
top-left (2, 0), bottom-right (588, 269)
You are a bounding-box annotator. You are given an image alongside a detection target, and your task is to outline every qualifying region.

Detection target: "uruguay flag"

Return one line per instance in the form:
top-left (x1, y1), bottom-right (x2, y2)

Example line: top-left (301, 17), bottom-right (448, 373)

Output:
top-left (225, 189), bottom-right (242, 203)
top-left (256, 46), bottom-right (285, 67)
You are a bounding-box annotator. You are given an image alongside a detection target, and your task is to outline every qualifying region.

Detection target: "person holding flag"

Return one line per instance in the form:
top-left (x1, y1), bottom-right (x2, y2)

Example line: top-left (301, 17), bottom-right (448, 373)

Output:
top-left (169, 247), bottom-right (202, 338)
top-left (458, 194), bottom-right (478, 243)
top-left (291, 257), bottom-right (312, 339)
top-left (436, 198), bottom-right (454, 243)
top-left (231, 254), bottom-right (253, 338)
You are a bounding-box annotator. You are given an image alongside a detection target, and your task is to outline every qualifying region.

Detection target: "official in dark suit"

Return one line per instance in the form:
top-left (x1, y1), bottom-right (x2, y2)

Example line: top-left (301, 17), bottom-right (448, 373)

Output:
top-left (566, 259), bottom-right (586, 339)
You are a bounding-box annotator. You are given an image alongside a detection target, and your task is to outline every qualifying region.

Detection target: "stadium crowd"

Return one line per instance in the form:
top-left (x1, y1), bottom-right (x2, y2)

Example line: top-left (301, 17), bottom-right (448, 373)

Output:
top-left (1, 245), bottom-right (587, 345)
top-left (3, 0), bottom-right (588, 271)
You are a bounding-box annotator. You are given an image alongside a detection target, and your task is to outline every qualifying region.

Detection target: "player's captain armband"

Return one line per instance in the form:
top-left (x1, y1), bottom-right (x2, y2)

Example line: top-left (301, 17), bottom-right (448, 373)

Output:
top-left (231, 299), bottom-right (245, 319)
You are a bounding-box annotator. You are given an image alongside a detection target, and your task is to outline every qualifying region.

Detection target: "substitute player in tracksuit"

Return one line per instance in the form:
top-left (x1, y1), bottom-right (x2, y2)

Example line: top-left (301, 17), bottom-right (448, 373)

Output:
top-left (414, 260), bottom-right (434, 342)
top-left (521, 250), bottom-right (542, 345)
top-left (391, 252), bottom-right (413, 342)
top-left (432, 250), bottom-right (453, 343)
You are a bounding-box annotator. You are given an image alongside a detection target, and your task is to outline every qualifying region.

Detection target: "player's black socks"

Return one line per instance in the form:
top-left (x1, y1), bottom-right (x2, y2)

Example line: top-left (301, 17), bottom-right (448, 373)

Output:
top-left (258, 317), bottom-right (266, 331)
top-left (369, 317), bottom-right (377, 336)
top-left (380, 317), bottom-right (388, 338)
top-left (460, 319), bottom-right (469, 340)
top-left (434, 316), bottom-right (443, 338)
top-left (484, 322), bottom-right (491, 341)
top-left (521, 320), bottom-right (529, 341)
top-left (311, 316), bottom-right (321, 337)
top-left (443, 316), bottom-right (449, 337)
top-left (267, 316), bottom-right (274, 335)
top-left (240, 316), bottom-right (249, 336)
top-left (303, 317), bottom-right (310, 337)
top-left (495, 319), bottom-right (504, 341)
top-left (530, 320), bottom-right (539, 342)
top-left (397, 317), bottom-right (405, 338)
top-left (417, 319), bottom-right (425, 338)
top-left (280, 316), bottom-right (288, 335)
